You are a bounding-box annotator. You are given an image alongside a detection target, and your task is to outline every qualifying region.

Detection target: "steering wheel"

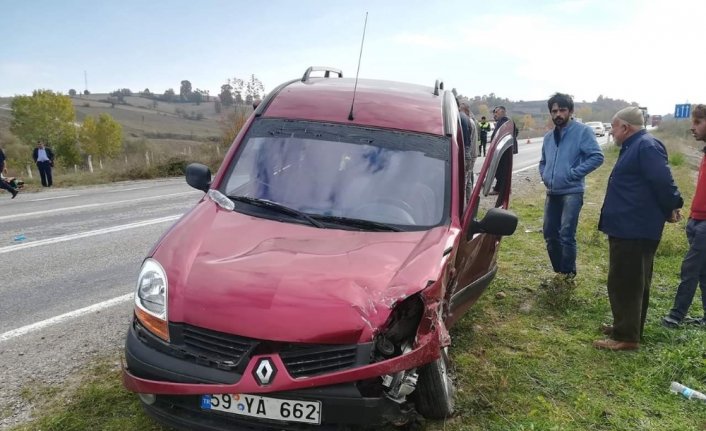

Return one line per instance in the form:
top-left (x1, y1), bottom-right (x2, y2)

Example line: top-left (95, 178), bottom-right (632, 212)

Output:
top-left (351, 198), bottom-right (416, 224)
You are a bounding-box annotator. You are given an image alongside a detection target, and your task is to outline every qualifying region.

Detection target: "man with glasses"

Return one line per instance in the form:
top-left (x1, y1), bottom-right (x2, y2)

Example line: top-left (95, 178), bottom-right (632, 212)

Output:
top-left (539, 92), bottom-right (603, 277)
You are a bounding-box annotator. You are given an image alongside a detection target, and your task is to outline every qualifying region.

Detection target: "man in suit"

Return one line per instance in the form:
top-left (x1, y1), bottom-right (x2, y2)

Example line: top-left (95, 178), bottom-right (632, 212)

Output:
top-left (32, 140), bottom-right (55, 187)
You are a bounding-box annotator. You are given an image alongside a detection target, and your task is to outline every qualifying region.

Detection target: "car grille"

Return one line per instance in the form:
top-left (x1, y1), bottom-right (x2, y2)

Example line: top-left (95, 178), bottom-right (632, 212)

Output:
top-left (179, 324), bottom-right (259, 369)
top-left (136, 320), bottom-right (372, 378)
top-left (280, 345), bottom-right (360, 378)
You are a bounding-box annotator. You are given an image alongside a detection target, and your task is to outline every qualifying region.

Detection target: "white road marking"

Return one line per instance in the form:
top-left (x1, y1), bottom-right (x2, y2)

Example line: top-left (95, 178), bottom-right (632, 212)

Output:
top-left (0, 293), bottom-right (133, 343)
top-left (27, 194), bottom-right (80, 202)
top-left (0, 214), bottom-right (181, 254)
top-left (105, 186), bottom-right (149, 193)
top-left (513, 164), bottom-right (539, 174)
top-left (0, 191), bottom-right (197, 222)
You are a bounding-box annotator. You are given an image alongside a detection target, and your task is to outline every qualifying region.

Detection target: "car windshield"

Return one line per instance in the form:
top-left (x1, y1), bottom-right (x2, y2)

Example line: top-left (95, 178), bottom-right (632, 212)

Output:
top-left (220, 119), bottom-right (450, 229)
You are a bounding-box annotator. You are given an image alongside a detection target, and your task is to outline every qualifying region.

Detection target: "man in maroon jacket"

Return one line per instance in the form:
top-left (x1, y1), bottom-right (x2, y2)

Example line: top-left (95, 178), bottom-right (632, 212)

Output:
top-left (663, 104), bottom-right (706, 327)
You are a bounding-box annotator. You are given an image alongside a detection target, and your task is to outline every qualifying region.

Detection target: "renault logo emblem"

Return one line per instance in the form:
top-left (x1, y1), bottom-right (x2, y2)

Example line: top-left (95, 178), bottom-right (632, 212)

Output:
top-left (253, 358), bottom-right (277, 386)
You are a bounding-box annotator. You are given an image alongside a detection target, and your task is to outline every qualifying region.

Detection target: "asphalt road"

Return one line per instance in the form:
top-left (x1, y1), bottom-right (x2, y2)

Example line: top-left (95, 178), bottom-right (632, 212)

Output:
top-left (0, 177), bottom-right (203, 428)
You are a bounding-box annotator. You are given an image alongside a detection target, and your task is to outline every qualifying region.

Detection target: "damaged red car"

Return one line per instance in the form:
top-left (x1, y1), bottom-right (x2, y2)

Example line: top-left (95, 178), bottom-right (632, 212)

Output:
top-left (122, 66), bottom-right (518, 430)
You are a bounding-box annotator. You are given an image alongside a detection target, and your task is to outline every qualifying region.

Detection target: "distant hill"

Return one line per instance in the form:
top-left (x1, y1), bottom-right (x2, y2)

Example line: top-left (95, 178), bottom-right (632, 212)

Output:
top-left (463, 94), bottom-right (643, 138)
top-left (1, 92), bottom-right (641, 144)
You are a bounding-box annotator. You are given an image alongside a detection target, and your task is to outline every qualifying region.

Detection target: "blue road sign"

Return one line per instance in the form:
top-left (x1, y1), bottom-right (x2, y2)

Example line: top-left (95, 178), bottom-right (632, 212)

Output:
top-left (675, 104), bottom-right (691, 119)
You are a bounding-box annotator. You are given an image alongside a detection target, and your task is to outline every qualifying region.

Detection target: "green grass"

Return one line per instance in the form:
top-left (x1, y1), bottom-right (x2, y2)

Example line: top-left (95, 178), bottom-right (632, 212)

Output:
top-left (9, 136), bottom-right (706, 431)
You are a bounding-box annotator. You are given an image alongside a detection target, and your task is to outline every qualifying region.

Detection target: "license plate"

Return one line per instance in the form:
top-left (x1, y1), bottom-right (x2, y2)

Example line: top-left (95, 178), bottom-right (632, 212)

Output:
top-left (201, 393), bottom-right (321, 425)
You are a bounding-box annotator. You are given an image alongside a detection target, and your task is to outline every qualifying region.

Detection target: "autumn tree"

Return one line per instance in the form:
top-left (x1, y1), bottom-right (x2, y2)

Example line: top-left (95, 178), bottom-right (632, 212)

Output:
top-left (10, 90), bottom-right (81, 166)
top-left (80, 113), bottom-right (123, 164)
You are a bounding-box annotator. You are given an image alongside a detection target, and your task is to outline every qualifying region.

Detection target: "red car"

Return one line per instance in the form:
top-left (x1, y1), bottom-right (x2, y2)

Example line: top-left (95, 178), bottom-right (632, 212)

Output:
top-left (123, 67), bottom-right (518, 430)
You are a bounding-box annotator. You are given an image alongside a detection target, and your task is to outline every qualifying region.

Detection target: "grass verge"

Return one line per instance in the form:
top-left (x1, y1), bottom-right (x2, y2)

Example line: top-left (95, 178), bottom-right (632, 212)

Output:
top-left (9, 138), bottom-right (706, 431)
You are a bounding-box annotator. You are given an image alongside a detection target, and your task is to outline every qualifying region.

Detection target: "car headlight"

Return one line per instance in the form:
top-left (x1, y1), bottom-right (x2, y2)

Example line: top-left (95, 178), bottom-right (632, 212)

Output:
top-left (134, 258), bottom-right (169, 341)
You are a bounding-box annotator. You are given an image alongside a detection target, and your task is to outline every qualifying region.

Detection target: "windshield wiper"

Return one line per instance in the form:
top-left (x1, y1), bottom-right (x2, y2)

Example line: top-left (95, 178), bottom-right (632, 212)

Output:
top-left (311, 215), bottom-right (402, 232)
top-left (228, 196), bottom-right (324, 228)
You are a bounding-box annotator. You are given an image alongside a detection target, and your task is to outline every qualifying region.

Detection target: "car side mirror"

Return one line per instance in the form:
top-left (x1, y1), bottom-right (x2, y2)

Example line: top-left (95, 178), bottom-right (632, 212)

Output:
top-left (469, 207), bottom-right (518, 239)
top-left (185, 163), bottom-right (212, 193)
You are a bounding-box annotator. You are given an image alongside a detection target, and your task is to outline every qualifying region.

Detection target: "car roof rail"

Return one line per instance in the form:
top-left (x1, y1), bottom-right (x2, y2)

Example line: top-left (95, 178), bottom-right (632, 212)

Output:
top-left (433, 79), bottom-right (444, 96)
top-left (254, 79), bottom-right (300, 117)
top-left (442, 90), bottom-right (456, 137)
top-left (301, 66), bottom-right (343, 82)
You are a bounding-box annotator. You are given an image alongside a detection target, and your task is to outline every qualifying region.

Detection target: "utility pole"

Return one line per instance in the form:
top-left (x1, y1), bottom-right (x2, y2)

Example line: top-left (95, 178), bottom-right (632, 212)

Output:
top-left (84, 70), bottom-right (88, 94)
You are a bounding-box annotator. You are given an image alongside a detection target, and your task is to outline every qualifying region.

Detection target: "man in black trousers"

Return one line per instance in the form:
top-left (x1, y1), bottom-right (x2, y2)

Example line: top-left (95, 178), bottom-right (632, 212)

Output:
top-left (32, 140), bottom-right (55, 187)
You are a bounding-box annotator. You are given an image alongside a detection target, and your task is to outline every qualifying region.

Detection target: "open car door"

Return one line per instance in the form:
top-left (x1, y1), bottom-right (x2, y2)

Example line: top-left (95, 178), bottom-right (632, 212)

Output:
top-left (446, 120), bottom-right (518, 327)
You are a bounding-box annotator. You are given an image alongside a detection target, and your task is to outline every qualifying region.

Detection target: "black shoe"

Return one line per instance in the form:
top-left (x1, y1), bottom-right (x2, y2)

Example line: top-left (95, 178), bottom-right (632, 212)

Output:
top-left (683, 317), bottom-right (706, 326)
top-left (661, 316), bottom-right (681, 328)
top-left (10, 188), bottom-right (18, 199)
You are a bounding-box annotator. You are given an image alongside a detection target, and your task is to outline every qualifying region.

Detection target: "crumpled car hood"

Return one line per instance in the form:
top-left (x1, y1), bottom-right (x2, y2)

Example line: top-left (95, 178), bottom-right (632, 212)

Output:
top-left (152, 200), bottom-right (454, 344)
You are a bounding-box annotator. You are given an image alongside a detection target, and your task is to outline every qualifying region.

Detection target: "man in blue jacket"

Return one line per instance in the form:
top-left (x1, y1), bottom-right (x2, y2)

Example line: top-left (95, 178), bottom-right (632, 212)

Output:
top-left (539, 93), bottom-right (604, 277)
top-left (594, 106), bottom-right (683, 351)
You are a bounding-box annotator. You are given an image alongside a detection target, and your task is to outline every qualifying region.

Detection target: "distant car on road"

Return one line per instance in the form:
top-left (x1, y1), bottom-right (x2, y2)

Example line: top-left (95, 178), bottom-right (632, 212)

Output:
top-left (603, 122), bottom-right (612, 135)
top-left (585, 121), bottom-right (606, 137)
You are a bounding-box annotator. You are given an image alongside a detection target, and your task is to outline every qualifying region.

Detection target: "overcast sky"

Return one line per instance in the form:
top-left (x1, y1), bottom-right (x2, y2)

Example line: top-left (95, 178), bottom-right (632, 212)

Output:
top-left (1, 0), bottom-right (702, 115)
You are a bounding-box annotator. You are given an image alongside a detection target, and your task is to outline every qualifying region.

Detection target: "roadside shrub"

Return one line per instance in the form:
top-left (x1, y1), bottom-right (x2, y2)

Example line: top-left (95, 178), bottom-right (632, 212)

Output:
top-left (157, 157), bottom-right (188, 176)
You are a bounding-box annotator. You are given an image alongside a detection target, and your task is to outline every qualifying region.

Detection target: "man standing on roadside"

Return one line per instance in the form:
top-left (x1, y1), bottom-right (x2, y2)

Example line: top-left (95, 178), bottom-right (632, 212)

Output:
top-left (594, 106), bottom-right (683, 351)
top-left (32, 140), bottom-right (54, 187)
top-left (478, 116), bottom-right (491, 157)
top-left (662, 104), bottom-right (706, 328)
top-left (489, 106), bottom-right (518, 195)
top-left (539, 93), bottom-right (604, 277)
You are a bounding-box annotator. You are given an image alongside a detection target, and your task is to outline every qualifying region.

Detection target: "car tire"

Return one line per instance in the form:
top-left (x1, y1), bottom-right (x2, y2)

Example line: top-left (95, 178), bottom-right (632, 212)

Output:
top-left (412, 347), bottom-right (455, 419)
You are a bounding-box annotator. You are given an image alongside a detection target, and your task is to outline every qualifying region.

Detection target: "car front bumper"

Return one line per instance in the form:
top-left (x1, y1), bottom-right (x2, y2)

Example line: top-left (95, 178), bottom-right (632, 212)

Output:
top-left (123, 319), bottom-right (443, 428)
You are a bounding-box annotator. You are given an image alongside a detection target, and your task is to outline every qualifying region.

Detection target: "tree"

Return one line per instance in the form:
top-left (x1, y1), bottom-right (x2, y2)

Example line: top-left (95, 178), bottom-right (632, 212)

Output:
top-left (231, 78), bottom-right (244, 105)
top-left (189, 89), bottom-right (204, 105)
top-left (163, 88), bottom-right (176, 102)
top-left (141, 88), bottom-right (152, 97)
top-left (83, 89), bottom-right (90, 95)
top-left (180, 80), bottom-right (192, 101)
top-left (219, 84), bottom-right (234, 106)
top-left (245, 74), bottom-right (265, 103)
top-left (68, 89), bottom-right (77, 96)
top-left (10, 90), bottom-right (81, 166)
top-left (80, 113), bottom-right (123, 162)
top-left (95, 113), bottom-right (123, 158)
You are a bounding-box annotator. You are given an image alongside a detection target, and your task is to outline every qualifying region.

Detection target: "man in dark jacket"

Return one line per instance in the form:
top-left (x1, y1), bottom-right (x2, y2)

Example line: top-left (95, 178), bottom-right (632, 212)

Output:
top-left (540, 93), bottom-right (604, 277)
top-left (32, 140), bottom-right (55, 187)
top-left (594, 106), bottom-right (683, 351)
top-left (489, 106), bottom-right (518, 195)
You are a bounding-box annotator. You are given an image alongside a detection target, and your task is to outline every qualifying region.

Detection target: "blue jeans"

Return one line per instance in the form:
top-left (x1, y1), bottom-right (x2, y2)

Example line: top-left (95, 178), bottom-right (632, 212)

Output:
top-left (667, 218), bottom-right (706, 321)
top-left (543, 193), bottom-right (583, 274)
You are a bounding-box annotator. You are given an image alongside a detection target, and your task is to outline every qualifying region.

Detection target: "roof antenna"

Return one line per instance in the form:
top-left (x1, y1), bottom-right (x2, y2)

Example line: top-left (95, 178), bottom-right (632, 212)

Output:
top-left (348, 12), bottom-right (368, 121)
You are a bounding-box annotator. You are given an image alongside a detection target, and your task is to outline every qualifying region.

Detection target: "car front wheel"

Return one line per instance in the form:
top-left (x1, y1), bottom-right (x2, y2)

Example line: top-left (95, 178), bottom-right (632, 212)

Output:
top-left (412, 347), bottom-right (455, 419)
